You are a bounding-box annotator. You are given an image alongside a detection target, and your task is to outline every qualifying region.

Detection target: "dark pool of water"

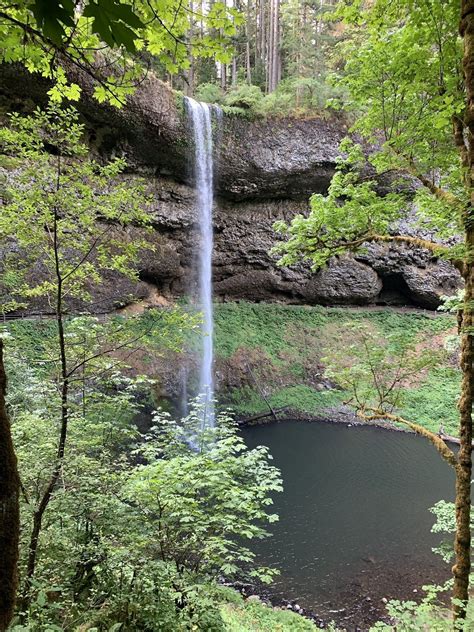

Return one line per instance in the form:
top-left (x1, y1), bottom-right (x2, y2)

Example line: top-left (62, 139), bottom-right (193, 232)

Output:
top-left (242, 421), bottom-right (455, 630)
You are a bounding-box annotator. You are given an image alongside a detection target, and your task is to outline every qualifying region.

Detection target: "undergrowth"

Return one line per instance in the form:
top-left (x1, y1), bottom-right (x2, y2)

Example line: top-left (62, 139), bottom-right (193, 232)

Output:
top-left (214, 303), bottom-right (453, 360)
top-left (220, 597), bottom-right (318, 631)
top-left (225, 384), bottom-right (346, 416)
top-left (214, 303), bottom-right (459, 434)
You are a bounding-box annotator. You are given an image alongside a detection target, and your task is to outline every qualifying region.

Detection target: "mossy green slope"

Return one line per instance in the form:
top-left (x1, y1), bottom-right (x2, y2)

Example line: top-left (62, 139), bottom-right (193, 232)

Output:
top-left (214, 303), bottom-right (459, 435)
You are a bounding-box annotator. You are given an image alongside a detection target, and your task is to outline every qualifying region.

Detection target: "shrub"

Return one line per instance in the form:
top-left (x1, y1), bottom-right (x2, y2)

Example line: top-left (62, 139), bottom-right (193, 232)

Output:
top-left (257, 77), bottom-right (345, 116)
top-left (370, 582), bottom-right (474, 631)
top-left (224, 83), bottom-right (264, 109)
top-left (126, 403), bottom-right (282, 584)
top-left (195, 82), bottom-right (224, 104)
top-left (6, 329), bottom-right (282, 632)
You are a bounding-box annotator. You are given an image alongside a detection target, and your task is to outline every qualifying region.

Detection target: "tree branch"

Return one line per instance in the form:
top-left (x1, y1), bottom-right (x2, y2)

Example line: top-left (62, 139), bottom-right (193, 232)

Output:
top-left (359, 407), bottom-right (459, 470)
top-left (339, 233), bottom-right (464, 271)
top-left (390, 147), bottom-right (463, 208)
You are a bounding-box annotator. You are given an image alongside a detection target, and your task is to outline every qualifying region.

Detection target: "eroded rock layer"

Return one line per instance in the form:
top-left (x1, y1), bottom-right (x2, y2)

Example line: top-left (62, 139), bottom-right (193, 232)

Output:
top-left (139, 178), bottom-right (461, 309)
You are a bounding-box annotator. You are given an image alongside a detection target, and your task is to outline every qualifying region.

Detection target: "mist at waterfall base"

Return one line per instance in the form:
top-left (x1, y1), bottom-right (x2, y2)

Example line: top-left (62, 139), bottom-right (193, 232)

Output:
top-left (184, 97), bottom-right (218, 427)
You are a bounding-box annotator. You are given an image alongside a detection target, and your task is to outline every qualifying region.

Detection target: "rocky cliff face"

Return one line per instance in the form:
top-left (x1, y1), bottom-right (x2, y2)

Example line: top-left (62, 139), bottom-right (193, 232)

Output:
top-left (136, 178), bottom-right (460, 309)
top-left (0, 65), bottom-right (462, 310)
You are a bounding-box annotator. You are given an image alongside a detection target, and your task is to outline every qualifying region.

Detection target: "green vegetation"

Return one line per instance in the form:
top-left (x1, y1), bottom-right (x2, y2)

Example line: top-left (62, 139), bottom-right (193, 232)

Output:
top-left (273, 0), bottom-right (474, 621)
top-left (0, 0), bottom-right (239, 106)
top-left (184, 0), bottom-right (343, 116)
top-left (370, 585), bottom-right (474, 632)
top-left (6, 303), bottom-right (459, 434)
top-left (430, 500), bottom-right (474, 564)
top-left (0, 106), bottom-right (153, 312)
top-left (1, 0), bottom-right (473, 629)
top-left (0, 0), bottom-right (343, 117)
top-left (226, 384), bottom-right (345, 417)
top-left (215, 303), bottom-right (454, 359)
top-left (220, 598), bottom-right (318, 631)
top-left (400, 369), bottom-right (461, 436)
top-left (214, 302), bottom-right (458, 431)
top-left (4, 319), bottom-right (283, 629)
top-left (194, 79), bottom-right (344, 119)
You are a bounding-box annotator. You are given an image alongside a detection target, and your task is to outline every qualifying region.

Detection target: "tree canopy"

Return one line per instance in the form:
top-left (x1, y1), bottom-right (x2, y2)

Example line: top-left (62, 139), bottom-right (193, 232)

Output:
top-left (0, 0), bottom-right (241, 105)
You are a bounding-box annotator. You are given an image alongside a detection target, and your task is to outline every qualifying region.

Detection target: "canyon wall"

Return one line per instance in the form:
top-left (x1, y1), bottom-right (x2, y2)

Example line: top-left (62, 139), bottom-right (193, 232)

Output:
top-left (0, 65), bottom-right (461, 311)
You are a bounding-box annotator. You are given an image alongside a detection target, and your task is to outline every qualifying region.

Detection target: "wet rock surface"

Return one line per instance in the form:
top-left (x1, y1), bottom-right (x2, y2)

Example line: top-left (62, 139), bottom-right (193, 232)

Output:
top-left (140, 179), bottom-right (462, 310)
top-left (0, 65), bottom-right (463, 311)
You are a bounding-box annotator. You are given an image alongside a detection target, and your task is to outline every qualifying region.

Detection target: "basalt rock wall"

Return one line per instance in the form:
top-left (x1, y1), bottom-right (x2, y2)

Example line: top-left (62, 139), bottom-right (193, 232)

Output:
top-left (136, 178), bottom-right (460, 310)
top-left (0, 65), bottom-right (462, 310)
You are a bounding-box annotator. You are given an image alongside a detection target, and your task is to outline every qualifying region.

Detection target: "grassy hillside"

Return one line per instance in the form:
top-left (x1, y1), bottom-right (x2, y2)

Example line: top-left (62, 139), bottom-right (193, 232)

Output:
top-left (214, 303), bottom-right (459, 435)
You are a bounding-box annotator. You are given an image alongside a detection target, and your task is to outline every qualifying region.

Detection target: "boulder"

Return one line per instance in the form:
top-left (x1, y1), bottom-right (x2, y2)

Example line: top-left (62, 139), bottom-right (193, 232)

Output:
top-left (301, 259), bottom-right (383, 305)
top-left (402, 261), bottom-right (462, 308)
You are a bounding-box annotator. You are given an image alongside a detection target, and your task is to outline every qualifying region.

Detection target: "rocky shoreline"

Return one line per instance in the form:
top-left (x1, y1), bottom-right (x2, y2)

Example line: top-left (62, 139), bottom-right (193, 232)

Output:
top-left (231, 581), bottom-right (394, 631)
top-left (237, 404), bottom-right (426, 436)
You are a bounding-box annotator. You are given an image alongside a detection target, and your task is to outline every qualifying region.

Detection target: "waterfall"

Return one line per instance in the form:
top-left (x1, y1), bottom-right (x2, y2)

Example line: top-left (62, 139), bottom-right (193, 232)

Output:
top-left (185, 97), bottom-right (217, 425)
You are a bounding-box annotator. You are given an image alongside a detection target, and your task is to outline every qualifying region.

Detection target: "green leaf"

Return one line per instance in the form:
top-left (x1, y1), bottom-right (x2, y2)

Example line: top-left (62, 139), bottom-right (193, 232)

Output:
top-left (31, 0), bottom-right (75, 44)
top-left (83, 0), bottom-right (144, 52)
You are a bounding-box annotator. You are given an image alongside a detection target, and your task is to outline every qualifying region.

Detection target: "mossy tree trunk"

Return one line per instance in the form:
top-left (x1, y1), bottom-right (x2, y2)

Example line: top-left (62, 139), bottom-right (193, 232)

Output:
top-left (0, 339), bottom-right (20, 631)
top-left (453, 235), bottom-right (473, 620)
top-left (453, 1), bottom-right (474, 619)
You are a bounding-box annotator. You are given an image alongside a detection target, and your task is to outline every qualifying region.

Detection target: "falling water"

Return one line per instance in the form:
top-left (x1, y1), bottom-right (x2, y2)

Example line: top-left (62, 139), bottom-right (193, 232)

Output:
top-left (179, 364), bottom-right (189, 419)
top-left (185, 97), bottom-right (216, 425)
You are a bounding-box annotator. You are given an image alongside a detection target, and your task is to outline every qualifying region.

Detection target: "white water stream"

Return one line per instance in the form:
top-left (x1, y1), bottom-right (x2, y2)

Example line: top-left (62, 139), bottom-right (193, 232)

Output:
top-left (185, 97), bottom-right (217, 425)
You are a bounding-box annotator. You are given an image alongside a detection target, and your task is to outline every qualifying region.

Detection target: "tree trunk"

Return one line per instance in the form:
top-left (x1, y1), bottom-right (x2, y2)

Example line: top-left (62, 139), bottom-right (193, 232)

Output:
top-left (454, 0), bottom-right (474, 620)
top-left (266, 0), bottom-right (274, 92)
top-left (187, 0), bottom-right (195, 96)
top-left (246, 41), bottom-right (252, 83)
top-left (0, 339), bottom-right (20, 631)
top-left (295, 3), bottom-right (303, 107)
top-left (268, 0), bottom-right (280, 93)
top-left (453, 240), bottom-right (474, 620)
top-left (259, 0), bottom-right (265, 74)
top-left (220, 62), bottom-right (227, 90)
top-left (22, 193), bottom-right (70, 609)
top-left (246, 0), bottom-right (252, 84)
top-left (220, 0), bottom-right (227, 90)
top-left (275, 0), bottom-right (281, 88)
